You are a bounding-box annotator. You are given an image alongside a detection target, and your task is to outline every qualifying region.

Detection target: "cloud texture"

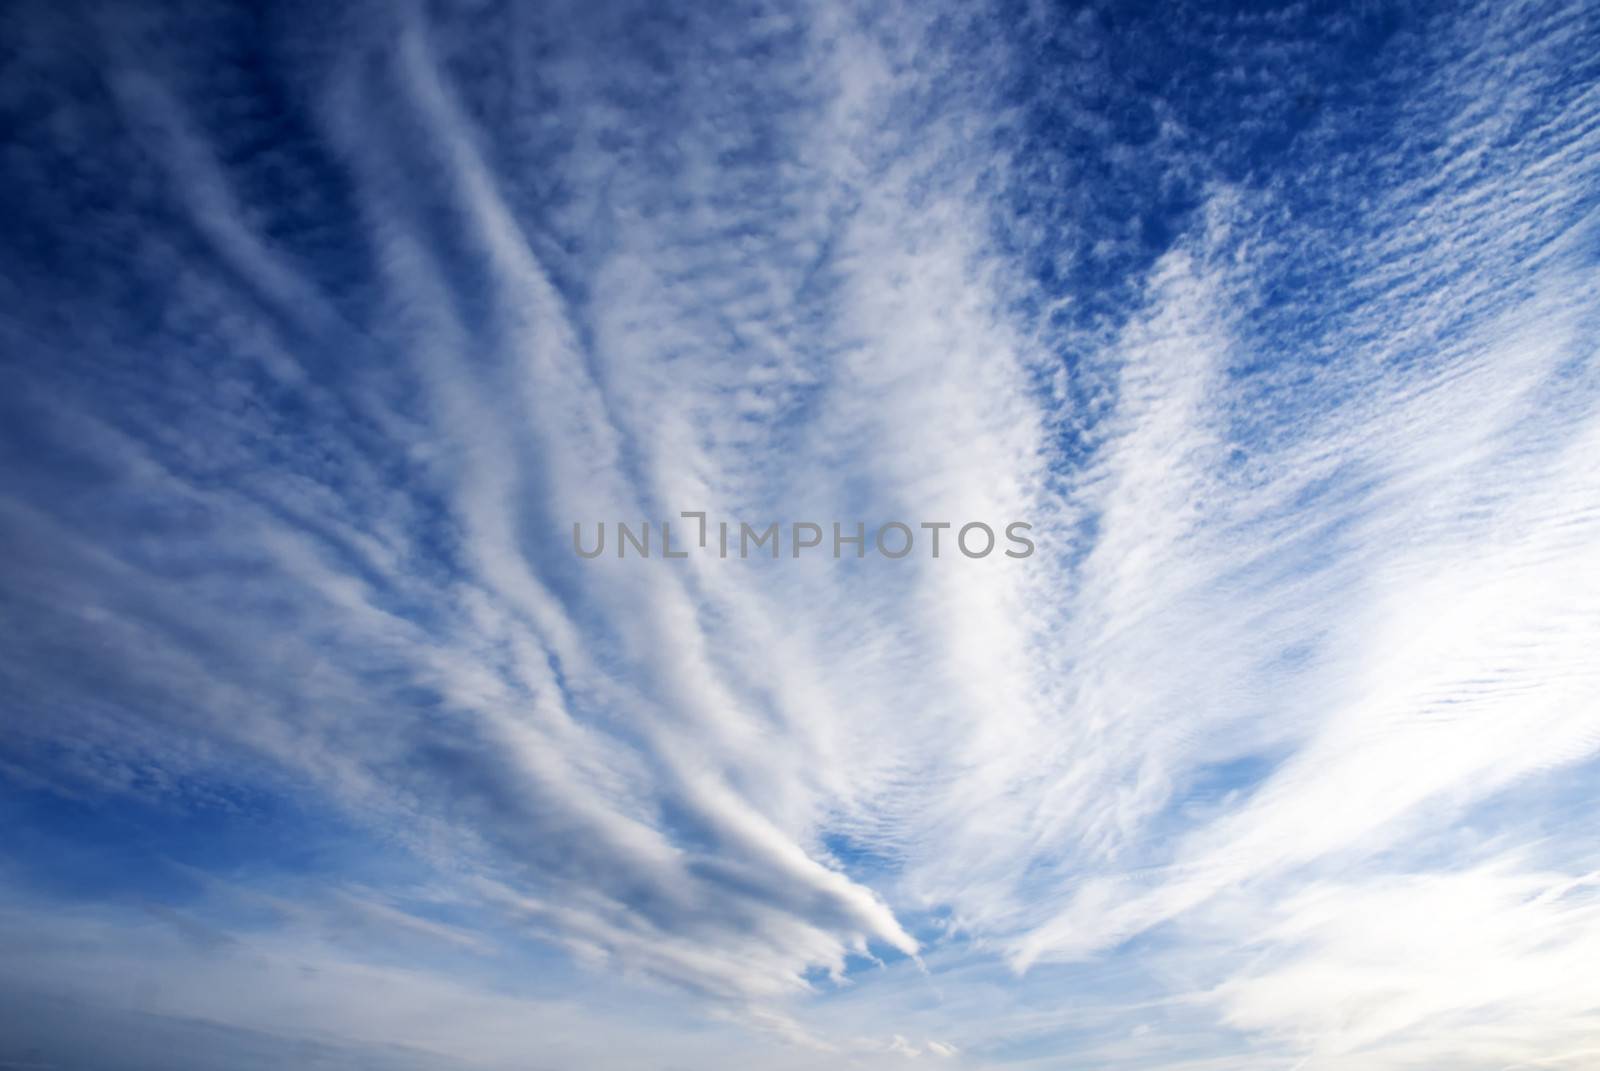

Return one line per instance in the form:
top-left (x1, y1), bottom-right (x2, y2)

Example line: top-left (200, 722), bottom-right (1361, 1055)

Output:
top-left (1, 0), bottom-right (1598, 1067)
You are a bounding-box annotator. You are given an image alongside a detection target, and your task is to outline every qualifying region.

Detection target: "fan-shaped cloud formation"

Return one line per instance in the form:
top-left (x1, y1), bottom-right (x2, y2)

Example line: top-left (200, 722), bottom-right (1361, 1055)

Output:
top-left (1, 0), bottom-right (1597, 1067)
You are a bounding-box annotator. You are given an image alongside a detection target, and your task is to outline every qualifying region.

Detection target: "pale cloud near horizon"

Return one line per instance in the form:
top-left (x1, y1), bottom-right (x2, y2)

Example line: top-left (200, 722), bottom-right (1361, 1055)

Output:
top-left (1, 0), bottom-right (1598, 1068)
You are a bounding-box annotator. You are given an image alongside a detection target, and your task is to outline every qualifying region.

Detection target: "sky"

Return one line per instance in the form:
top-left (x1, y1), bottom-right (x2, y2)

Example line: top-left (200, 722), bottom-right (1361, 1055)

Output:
top-left (0, 0), bottom-right (1598, 1068)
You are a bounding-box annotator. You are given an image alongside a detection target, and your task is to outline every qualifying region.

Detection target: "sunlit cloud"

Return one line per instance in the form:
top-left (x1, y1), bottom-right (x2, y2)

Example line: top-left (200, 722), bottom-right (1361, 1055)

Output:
top-left (1, 0), bottom-right (1597, 1068)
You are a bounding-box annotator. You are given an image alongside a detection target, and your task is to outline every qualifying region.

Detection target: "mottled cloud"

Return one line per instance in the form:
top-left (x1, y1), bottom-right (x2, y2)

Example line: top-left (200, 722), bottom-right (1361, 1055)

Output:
top-left (1, 0), bottom-right (1597, 1068)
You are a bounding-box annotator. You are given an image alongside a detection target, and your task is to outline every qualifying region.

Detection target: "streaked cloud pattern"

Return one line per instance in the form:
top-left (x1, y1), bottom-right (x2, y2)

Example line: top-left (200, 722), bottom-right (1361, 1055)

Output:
top-left (1, 0), bottom-right (1598, 1067)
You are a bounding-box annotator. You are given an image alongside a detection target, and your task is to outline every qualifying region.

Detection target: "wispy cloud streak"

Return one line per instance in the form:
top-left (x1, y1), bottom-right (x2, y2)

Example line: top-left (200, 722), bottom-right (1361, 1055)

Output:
top-left (1, 0), bottom-right (1597, 1067)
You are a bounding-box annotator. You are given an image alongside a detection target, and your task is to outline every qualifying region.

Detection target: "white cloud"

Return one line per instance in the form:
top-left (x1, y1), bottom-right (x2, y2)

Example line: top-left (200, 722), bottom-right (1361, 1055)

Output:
top-left (1, 0), bottom-right (1597, 1067)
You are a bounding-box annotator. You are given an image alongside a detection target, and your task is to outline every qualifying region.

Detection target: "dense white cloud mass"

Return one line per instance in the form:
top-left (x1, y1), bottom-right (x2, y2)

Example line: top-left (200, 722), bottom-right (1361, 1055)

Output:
top-left (0, 0), bottom-right (1597, 1067)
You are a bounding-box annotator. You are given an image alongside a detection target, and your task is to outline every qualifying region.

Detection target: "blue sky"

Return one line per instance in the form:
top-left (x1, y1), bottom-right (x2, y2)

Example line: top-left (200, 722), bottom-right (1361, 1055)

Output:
top-left (1, 0), bottom-right (1599, 1067)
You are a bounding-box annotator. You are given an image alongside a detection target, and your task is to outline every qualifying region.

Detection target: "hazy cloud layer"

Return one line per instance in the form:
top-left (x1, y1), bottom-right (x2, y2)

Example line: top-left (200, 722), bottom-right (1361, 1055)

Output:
top-left (1, 0), bottom-right (1597, 1067)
